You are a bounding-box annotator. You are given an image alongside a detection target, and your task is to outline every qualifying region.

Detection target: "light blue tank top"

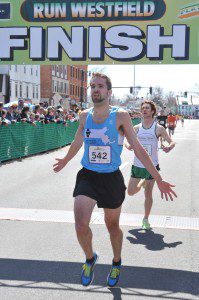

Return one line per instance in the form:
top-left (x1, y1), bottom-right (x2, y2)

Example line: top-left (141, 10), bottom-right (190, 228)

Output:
top-left (81, 107), bottom-right (124, 173)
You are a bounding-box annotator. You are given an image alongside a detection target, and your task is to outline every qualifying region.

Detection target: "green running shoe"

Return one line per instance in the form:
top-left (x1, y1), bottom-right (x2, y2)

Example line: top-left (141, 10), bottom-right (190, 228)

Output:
top-left (81, 253), bottom-right (98, 286)
top-left (142, 218), bottom-right (151, 230)
top-left (107, 262), bottom-right (121, 287)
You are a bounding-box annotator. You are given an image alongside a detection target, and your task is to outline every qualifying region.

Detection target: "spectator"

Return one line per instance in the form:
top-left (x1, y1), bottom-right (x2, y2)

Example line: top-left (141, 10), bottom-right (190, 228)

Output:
top-left (18, 99), bottom-right (25, 112)
top-left (35, 113), bottom-right (41, 122)
top-left (45, 106), bottom-right (55, 123)
top-left (0, 101), bottom-right (3, 118)
top-left (0, 109), bottom-right (10, 125)
top-left (5, 106), bottom-right (16, 123)
top-left (29, 112), bottom-right (35, 123)
top-left (11, 104), bottom-right (20, 121)
top-left (34, 104), bottom-right (40, 115)
top-left (18, 106), bottom-right (32, 124)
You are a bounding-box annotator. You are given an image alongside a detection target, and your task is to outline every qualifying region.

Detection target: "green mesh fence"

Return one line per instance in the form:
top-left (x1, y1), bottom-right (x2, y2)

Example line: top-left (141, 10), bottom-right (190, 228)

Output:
top-left (0, 118), bottom-right (140, 162)
top-left (0, 121), bottom-right (79, 162)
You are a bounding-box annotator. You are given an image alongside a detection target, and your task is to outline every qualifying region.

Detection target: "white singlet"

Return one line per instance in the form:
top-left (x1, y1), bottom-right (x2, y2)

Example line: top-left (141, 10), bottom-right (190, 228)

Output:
top-left (134, 121), bottom-right (159, 168)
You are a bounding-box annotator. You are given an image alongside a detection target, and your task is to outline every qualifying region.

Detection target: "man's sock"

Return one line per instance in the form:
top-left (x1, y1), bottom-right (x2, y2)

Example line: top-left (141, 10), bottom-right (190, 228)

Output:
top-left (86, 256), bottom-right (95, 264)
top-left (113, 259), bottom-right (121, 266)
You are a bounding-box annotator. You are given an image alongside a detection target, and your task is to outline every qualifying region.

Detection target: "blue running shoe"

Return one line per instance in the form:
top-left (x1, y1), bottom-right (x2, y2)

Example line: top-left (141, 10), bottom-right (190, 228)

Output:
top-left (81, 253), bottom-right (98, 286)
top-left (107, 261), bottom-right (121, 287)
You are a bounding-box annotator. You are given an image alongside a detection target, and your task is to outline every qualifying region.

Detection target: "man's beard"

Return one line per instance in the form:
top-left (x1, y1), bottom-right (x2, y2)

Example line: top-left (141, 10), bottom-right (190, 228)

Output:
top-left (91, 94), bottom-right (105, 104)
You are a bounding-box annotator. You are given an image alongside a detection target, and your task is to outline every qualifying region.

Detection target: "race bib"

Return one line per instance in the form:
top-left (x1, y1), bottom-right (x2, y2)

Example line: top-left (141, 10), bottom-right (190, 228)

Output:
top-left (89, 146), bottom-right (111, 164)
top-left (169, 122), bottom-right (174, 126)
top-left (143, 144), bottom-right (152, 156)
top-left (160, 120), bottom-right (164, 124)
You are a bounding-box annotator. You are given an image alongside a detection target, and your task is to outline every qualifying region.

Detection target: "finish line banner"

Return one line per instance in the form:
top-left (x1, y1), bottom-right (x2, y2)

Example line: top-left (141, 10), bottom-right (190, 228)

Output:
top-left (0, 0), bottom-right (198, 64)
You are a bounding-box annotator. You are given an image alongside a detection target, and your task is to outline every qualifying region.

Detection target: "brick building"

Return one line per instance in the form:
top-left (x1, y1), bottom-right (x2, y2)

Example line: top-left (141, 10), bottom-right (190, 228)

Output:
top-left (40, 65), bottom-right (69, 107)
top-left (40, 65), bottom-right (88, 108)
top-left (68, 65), bottom-right (88, 108)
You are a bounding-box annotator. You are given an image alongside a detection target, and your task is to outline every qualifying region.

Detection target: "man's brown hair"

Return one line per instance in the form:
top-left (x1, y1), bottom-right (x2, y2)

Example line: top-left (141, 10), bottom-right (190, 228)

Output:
top-left (91, 72), bottom-right (112, 90)
top-left (141, 100), bottom-right (157, 117)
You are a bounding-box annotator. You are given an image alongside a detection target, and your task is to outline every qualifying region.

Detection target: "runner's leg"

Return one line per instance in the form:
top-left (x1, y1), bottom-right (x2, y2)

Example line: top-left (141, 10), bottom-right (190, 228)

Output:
top-left (144, 179), bottom-right (155, 219)
top-left (127, 177), bottom-right (145, 196)
top-left (74, 195), bottom-right (96, 259)
top-left (104, 206), bottom-right (123, 262)
top-left (168, 127), bottom-right (171, 137)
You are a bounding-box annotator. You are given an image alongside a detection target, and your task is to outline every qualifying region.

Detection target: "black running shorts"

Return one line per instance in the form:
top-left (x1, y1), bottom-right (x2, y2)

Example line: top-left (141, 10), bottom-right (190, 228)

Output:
top-left (73, 168), bottom-right (126, 209)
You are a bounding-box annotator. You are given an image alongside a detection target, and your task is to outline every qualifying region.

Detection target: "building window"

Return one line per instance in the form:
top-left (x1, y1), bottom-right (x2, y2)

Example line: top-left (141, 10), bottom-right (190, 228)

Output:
top-left (33, 85), bottom-right (35, 98)
top-left (64, 83), bottom-right (67, 94)
top-left (56, 65), bottom-right (59, 77)
top-left (81, 70), bottom-right (84, 81)
top-left (15, 65), bottom-right (17, 72)
top-left (61, 82), bottom-right (63, 93)
top-left (52, 66), bottom-right (55, 76)
top-left (31, 67), bottom-right (33, 75)
top-left (24, 66), bottom-right (26, 74)
top-left (63, 66), bottom-right (65, 78)
top-left (15, 83), bottom-right (18, 97)
top-left (60, 66), bottom-right (63, 78)
top-left (70, 84), bottom-right (72, 95)
top-left (75, 85), bottom-right (78, 96)
top-left (26, 85), bottom-right (29, 98)
top-left (19, 84), bottom-right (22, 98)
top-left (80, 87), bottom-right (84, 100)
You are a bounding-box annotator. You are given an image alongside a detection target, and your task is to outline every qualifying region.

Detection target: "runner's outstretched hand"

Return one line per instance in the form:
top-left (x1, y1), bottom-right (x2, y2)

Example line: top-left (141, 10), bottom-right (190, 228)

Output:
top-left (157, 180), bottom-right (177, 201)
top-left (53, 158), bottom-right (67, 173)
top-left (162, 145), bottom-right (170, 153)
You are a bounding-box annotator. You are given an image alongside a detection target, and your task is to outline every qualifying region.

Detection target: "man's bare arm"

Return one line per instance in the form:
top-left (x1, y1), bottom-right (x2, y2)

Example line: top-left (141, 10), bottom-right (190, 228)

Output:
top-left (157, 124), bottom-right (175, 153)
top-left (53, 111), bottom-right (87, 172)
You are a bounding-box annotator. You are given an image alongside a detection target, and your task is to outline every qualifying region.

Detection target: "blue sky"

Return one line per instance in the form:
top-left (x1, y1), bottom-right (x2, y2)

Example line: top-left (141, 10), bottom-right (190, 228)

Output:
top-left (88, 64), bottom-right (199, 98)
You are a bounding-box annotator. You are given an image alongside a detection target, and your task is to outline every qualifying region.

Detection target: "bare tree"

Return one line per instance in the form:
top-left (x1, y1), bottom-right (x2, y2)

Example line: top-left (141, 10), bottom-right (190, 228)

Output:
top-left (165, 91), bottom-right (177, 109)
top-left (150, 86), bottom-right (164, 108)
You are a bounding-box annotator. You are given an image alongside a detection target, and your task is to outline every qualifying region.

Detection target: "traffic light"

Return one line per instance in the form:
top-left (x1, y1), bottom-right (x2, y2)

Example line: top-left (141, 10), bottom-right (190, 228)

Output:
top-left (130, 87), bottom-right (133, 94)
top-left (184, 91), bottom-right (187, 98)
top-left (149, 87), bottom-right (152, 95)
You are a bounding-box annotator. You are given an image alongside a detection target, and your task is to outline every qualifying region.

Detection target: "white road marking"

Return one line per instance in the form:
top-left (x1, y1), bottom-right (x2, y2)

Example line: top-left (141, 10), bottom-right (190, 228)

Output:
top-left (174, 138), bottom-right (199, 141)
top-left (0, 208), bottom-right (198, 231)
